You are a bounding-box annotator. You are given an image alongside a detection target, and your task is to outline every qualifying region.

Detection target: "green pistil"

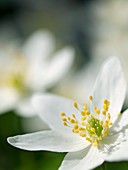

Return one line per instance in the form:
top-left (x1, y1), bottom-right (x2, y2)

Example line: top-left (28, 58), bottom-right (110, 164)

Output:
top-left (87, 117), bottom-right (103, 137)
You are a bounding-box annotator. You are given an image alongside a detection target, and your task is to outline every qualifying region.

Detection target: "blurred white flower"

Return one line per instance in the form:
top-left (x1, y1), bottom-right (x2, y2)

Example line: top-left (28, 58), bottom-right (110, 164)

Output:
top-left (7, 57), bottom-right (128, 170)
top-left (91, 0), bottom-right (128, 78)
top-left (0, 30), bottom-right (74, 116)
top-left (54, 57), bottom-right (103, 103)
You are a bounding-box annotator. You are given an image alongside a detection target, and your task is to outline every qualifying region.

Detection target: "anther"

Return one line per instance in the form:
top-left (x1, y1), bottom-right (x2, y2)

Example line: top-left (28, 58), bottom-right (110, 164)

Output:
top-left (90, 134), bottom-right (96, 137)
top-left (72, 129), bottom-right (79, 133)
top-left (82, 122), bottom-right (86, 126)
top-left (63, 122), bottom-right (68, 126)
top-left (103, 104), bottom-right (108, 111)
top-left (83, 102), bottom-right (87, 110)
top-left (108, 122), bottom-right (112, 125)
top-left (73, 101), bottom-right (78, 109)
top-left (94, 140), bottom-right (98, 147)
top-left (62, 118), bottom-right (67, 121)
top-left (100, 120), bottom-right (103, 125)
top-left (74, 124), bottom-right (79, 129)
top-left (107, 113), bottom-right (111, 120)
top-left (86, 137), bottom-right (92, 143)
top-left (97, 136), bottom-right (101, 141)
top-left (81, 111), bottom-right (86, 116)
top-left (79, 127), bottom-right (85, 131)
top-left (80, 133), bottom-right (86, 137)
top-left (96, 109), bottom-right (100, 114)
top-left (70, 119), bottom-right (76, 124)
top-left (89, 96), bottom-right (93, 101)
top-left (91, 114), bottom-right (95, 118)
top-left (104, 99), bottom-right (107, 104)
top-left (60, 112), bottom-right (66, 116)
top-left (102, 110), bottom-right (106, 116)
top-left (94, 106), bottom-right (97, 111)
top-left (72, 114), bottom-right (76, 118)
top-left (91, 128), bottom-right (95, 132)
top-left (86, 111), bottom-right (90, 115)
top-left (117, 113), bottom-right (121, 117)
top-left (68, 117), bottom-right (71, 121)
top-left (107, 101), bottom-right (110, 106)
top-left (81, 116), bottom-right (86, 121)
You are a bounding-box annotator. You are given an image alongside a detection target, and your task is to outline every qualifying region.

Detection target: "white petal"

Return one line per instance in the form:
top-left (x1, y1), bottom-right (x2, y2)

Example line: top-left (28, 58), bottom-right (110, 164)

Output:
top-left (105, 137), bottom-right (128, 162)
top-left (25, 60), bottom-right (48, 91)
top-left (41, 47), bottom-right (75, 89)
top-left (23, 30), bottom-right (55, 91)
top-left (32, 93), bottom-right (82, 132)
top-left (0, 88), bottom-right (19, 114)
top-left (23, 30), bottom-right (55, 61)
top-left (59, 145), bottom-right (104, 170)
top-left (110, 109), bottom-right (128, 133)
top-left (100, 133), bottom-right (123, 158)
top-left (25, 46), bottom-right (74, 91)
top-left (16, 97), bottom-right (36, 117)
top-left (7, 130), bottom-right (88, 152)
top-left (93, 57), bottom-right (126, 123)
top-left (22, 115), bottom-right (50, 132)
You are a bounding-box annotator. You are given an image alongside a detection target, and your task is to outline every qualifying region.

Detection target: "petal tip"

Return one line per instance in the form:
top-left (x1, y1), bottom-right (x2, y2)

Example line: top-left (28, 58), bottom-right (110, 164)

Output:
top-left (7, 136), bottom-right (16, 145)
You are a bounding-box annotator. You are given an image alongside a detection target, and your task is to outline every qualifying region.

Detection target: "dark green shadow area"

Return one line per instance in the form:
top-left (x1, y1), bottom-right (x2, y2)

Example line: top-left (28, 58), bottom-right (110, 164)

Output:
top-left (95, 161), bottom-right (128, 170)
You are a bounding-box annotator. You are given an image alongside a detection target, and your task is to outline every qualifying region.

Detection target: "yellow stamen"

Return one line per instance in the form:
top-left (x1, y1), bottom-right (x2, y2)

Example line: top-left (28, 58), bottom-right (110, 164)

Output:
top-left (68, 117), bottom-right (71, 121)
top-left (94, 106), bottom-right (97, 111)
top-left (107, 101), bottom-right (110, 106)
top-left (103, 104), bottom-right (108, 111)
top-left (72, 114), bottom-right (76, 118)
top-left (86, 111), bottom-right (90, 115)
top-left (83, 103), bottom-right (87, 110)
top-left (96, 109), bottom-right (100, 114)
top-left (70, 119), bottom-right (76, 124)
top-left (80, 133), bottom-right (86, 137)
top-left (91, 128), bottom-right (95, 132)
top-left (74, 101), bottom-right (78, 109)
top-left (97, 136), bottom-right (101, 141)
top-left (81, 116), bottom-right (86, 121)
top-left (117, 113), bottom-right (121, 117)
top-left (91, 114), bottom-right (95, 118)
top-left (89, 96), bottom-right (93, 101)
top-left (62, 118), bottom-right (67, 121)
top-left (86, 137), bottom-right (92, 143)
top-left (82, 121), bottom-right (86, 126)
top-left (60, 97), bottom-right (120, 147)
top-left (102, 110), bottom-right (106, 116)
top-left (79, 127), bottom-right (85, 131)
top-left (60, 112), bottom-right (66, 116)
top-left (100, 120), bottom-right (103, 125)
top-left (81, 111), bottom-right (86, 116)
top-left (90, 134), bottom-right (96, 137)
top-left (104, 99), bottom-right (107, 104)
top-left (63, 122), bottom-right (68, 126)
top-left (74, 124), bottom-right (79, 129)
top-left (108, 122), bottom-right (112, 125)
top-left (94, 140), bottom-right (98, 147)
top-left (103, 129), bottom-right (109, 137)
top-left (72, 129), bottom-right (79, 133)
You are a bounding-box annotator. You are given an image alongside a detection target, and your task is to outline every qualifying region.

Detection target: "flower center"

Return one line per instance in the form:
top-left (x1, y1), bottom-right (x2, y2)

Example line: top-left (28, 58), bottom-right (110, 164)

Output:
top-left (0, 55), bottom-right (28, 95)
top-left (8, 73), bottom-right (27, 94)
top-left (60, 96), bottom-right (120, 147)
